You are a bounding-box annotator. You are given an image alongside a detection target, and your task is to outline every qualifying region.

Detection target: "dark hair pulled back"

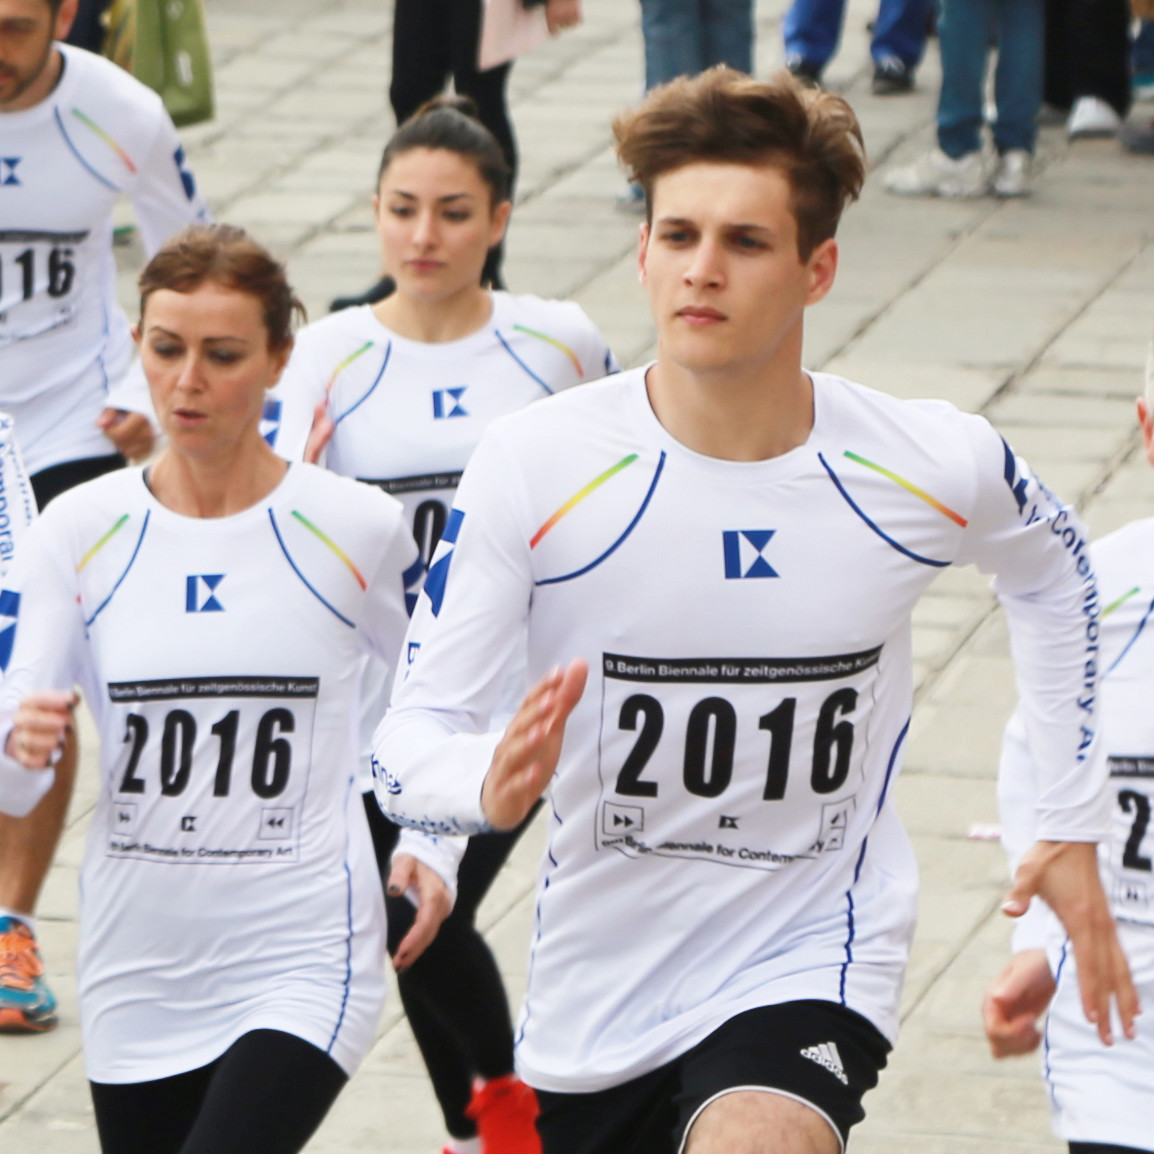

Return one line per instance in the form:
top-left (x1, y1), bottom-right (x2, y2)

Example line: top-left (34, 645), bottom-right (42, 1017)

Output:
top-left (377, 95), bottom-right (512, 205)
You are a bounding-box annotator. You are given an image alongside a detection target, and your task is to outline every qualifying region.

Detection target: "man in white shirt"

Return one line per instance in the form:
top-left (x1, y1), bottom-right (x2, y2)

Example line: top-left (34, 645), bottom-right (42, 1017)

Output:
top-left (373, 67), bottom-right (1136, 1154)
top-left (983, 354), bottom-right (1154, 1154)
top-left (0, 0), bottom-right (208, 1033)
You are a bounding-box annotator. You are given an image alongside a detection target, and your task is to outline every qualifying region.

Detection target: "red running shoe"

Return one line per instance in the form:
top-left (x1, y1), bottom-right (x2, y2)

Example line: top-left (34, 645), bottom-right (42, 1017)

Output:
top-left (465, 1074), bottom-right (541, 1154)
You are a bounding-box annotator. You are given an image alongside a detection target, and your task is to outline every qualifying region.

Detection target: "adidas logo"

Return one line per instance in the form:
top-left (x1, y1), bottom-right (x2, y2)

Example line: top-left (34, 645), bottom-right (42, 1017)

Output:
top-left (800, 1041), bottom-right (848, 1085)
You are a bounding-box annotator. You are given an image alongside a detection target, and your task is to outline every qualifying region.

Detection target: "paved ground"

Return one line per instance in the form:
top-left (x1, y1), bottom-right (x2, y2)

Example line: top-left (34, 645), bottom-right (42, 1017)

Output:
top-left (2, 0), bottom-right (1153, 1149)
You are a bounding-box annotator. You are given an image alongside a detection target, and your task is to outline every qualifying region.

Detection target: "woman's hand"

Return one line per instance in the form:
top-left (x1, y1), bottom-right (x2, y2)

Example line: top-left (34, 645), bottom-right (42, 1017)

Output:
top-left (387, 853), bottom-right (454, 972)
top-left (982, 950), bottom-right (1056, 1057)
top-left (97, 409), bottom-right (155, 460)
top-left (7, 690), bottom-right (78, 769)
top-left (545, 0), bottom-right (582, 35)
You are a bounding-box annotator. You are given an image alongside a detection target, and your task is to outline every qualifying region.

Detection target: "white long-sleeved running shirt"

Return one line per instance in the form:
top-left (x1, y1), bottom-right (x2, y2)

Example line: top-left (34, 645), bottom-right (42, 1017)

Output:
top-left (0, 44), bottom-right (208, 475)
top-left (267, 293), bottom-right (618, 565)
top-left (0, 413), bottom-right (36, 578)
top-left (0, 464), bottom-right (420, 1082)
top-left (0, 413), bottom-right (38, 811)
top-left (373, 367), bottom-right (1105, 1094)
top-left (1002, 518), bottom-right (1154, 950)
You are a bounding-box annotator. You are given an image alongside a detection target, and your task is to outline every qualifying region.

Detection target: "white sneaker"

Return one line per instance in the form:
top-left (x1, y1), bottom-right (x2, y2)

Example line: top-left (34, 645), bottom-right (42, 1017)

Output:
top-left (1067, 96), bottom-right (1122, 138)
top-left (884, 148), bottom-right (989, 198)
top-left (992, 150), bottom-right (1032, 197)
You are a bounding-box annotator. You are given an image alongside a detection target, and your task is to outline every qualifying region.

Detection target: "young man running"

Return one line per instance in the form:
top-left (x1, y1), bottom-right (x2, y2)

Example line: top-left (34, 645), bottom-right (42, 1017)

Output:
top-left (373, 68), bottom-right (1137, 1154)
top-left (0, 0), bottom-right (209, 1032)
top-left (983, 361), bottom-right (1154, 1154)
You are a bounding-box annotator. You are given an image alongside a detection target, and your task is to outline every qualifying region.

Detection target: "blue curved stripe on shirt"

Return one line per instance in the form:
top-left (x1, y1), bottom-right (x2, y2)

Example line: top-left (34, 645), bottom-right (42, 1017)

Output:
top-left (327, 775), bottom-right (356, 1055)
top-left (839, 716), bottom-right (909, 1005)
top-left (819, 452), bottom-right (951, 569)
top-left (495, 330), bottom-right (554, 395)
top-left (84, 511), bottom-right (150, 627)
top-left (268, 508), bottom-right (355, 627)
top-left (1042, 939), bottom-right (1070, 1108)
top-left (534, 451), bottom-right (666, 586)
top-left (53, 107), bottom-right (120, 192)
top-left (1104, 591), bottom-right (1154, 677)
top-left (334, 341), bottom-right (392, 426)
top-left (515, 797), bottom-right (564, 1049)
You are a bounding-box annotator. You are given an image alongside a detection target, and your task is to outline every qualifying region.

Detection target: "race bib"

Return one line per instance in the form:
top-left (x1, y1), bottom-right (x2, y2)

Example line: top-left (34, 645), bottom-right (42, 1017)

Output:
top-left (362, 471), bottom-right (461, 565)
top-left (595, 648), bottom-right (882, 872)
top-left (105, 676), bottom-right (319, 866)
top-left (1109, 755), bottom-right (1154, 916)
top-left (0, 230), bottom-right (86, 345)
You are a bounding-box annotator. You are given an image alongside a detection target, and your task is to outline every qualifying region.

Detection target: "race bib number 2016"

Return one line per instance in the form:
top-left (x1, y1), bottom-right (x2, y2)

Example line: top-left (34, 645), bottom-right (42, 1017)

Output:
top-left (105, 676), bottom-right (319, 866)
top-left (595, 649), bottom-right (881, 871)
top-left (0, 230), bottom-right (84, 344)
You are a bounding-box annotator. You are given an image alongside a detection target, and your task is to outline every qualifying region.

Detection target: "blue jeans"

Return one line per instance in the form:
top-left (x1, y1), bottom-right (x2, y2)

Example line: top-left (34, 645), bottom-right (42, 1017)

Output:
top-left (937, 0), bottom-right (1043, 157)
top-left (1134, 20), bottom-right (1154, 76)
top-left (639, 0), bottom-right (755, 89)
top-left (783, 0), bottom-right (932, 71)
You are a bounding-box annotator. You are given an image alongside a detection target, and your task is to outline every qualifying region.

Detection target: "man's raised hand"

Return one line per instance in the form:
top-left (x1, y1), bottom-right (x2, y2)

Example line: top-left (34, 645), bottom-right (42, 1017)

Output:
top-left (482, 659), bottom-right (587, 831)
top-left (1003, 840), bottom-right (1139, 1045)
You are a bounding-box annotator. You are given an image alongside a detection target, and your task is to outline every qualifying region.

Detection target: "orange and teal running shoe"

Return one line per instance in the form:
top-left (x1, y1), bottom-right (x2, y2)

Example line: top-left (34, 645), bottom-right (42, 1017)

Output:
top-left (0, 916), bottom-right (58, 1033)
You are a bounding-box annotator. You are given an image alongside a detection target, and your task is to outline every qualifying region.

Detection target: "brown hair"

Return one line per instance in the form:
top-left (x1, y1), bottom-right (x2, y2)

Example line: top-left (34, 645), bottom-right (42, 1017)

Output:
top-left (377, 95), bottom-right (512, 206)
top-left (138, 224), bottom-right (305, 351)
top-left (614, 67), bottom-right (866, 261)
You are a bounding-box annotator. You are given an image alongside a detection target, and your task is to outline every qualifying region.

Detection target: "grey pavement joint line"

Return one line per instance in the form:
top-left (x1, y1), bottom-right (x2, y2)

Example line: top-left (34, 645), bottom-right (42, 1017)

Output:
top-left (817, 200), bottom-right (1002, 372)
top-left (898, 892), bottom-right (1005, 1025)
top-left (976, 234), bottom-right (1154, 418)
top-left (907, 232), bottom-right (1154, 710)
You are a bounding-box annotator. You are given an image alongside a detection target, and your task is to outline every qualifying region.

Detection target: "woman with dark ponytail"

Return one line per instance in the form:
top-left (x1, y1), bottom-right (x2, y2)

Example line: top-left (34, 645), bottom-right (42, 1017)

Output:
top-left (333, 0), bottom-right (582, 308)
top-left (267, 98), bottom-right (617, 1154)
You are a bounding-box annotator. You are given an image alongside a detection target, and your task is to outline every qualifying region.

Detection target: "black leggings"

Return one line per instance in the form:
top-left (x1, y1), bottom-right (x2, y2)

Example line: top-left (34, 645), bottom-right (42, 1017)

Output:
top-left (89, 1029), bottom-right (347, 1154)
top-left (389, 0), bottom-right (516, 287)
top-left (1070, 1145), bottom-right (1153, 1154)
top-left (363, 793), bottom-right (537, 1140)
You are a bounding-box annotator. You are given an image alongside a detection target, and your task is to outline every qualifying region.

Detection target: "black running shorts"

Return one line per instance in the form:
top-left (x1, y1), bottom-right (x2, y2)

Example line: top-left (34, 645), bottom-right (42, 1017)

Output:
top-left (535, 1000), bottom-right (890, 1154)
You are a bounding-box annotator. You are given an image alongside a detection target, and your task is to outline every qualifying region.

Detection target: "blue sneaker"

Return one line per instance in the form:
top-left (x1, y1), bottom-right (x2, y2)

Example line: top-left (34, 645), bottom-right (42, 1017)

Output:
top-left (0, 916), bottom-right (58, 1032)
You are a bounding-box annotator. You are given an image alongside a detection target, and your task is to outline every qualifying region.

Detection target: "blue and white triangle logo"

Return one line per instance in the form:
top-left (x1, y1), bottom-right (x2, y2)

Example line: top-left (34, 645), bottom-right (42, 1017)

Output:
top-left (432, 387), bottom-right (468, 419)
top-left (186, 574), bottom-right (224, 612)
top-left (0, 589), bottom-right (20, 670)
top-left (722, 530), bottom-right (778, 579)
top-left (259, 397), bottom-right (282, 448)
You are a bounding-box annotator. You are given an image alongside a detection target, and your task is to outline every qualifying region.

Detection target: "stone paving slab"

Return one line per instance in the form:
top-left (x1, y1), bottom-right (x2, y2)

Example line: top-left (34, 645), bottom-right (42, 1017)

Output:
top-left (4, 0), bottom-right (1154, 1149)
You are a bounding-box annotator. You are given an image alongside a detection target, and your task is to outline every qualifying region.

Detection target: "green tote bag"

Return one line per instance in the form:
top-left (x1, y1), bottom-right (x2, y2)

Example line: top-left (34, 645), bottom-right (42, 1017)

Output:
top-left (104, 0), bottom-right (216, 127)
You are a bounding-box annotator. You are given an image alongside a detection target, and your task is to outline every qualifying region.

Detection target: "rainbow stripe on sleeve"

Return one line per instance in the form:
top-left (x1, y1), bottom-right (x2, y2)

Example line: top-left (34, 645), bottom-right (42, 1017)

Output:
top-left (530, 454), bottom-right (639, 549)
top-left (843, 451), bottom-right (968, 528)
top-left (71, 109), bottom-right (138, 175)
top-left (325, 341), bottom-right (375, 397)
top-left (291, 511), bottom-right (367, 589)
top-left (512, 325), bottom-right (584, 377)
top-left (1102, 586), bottom-right (1141, 619)
top-left (77, 514), bottom-right (129, 572)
